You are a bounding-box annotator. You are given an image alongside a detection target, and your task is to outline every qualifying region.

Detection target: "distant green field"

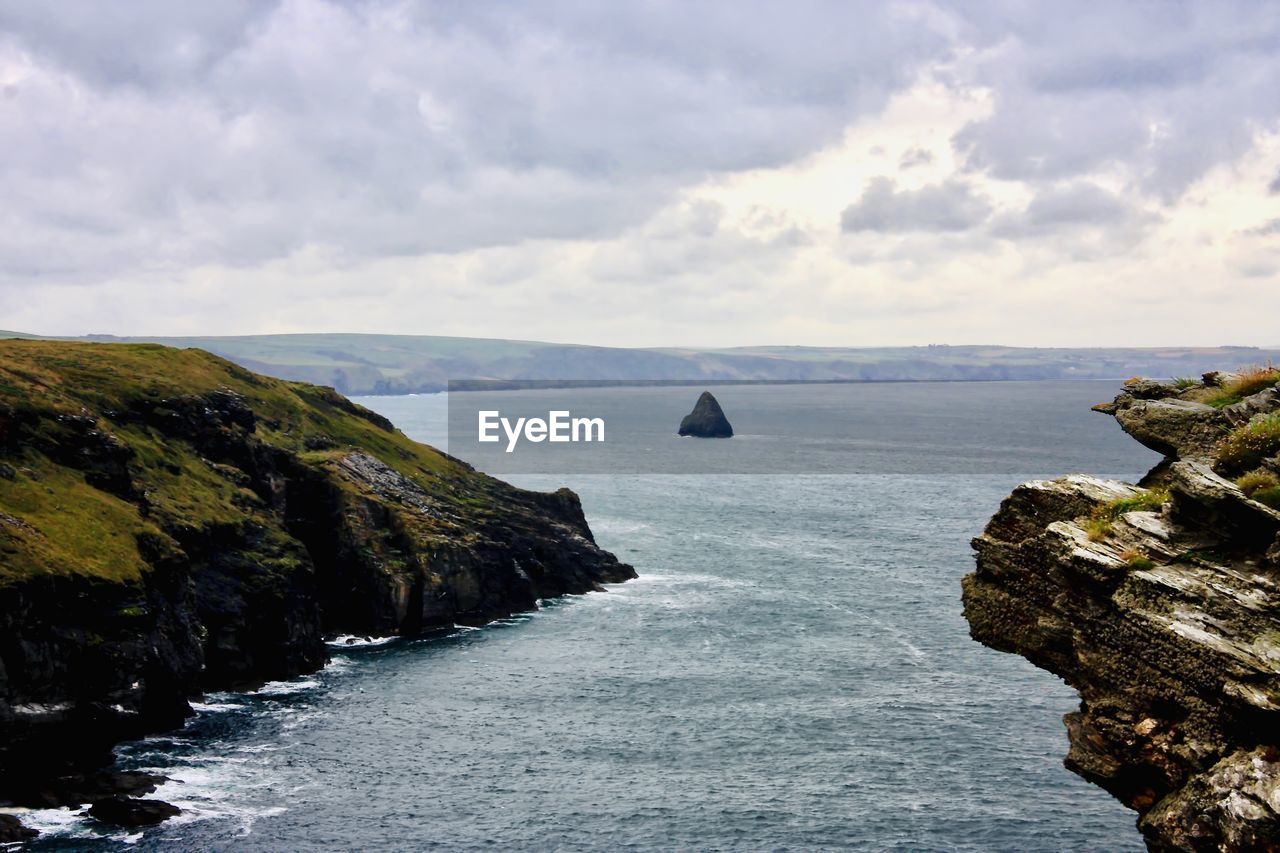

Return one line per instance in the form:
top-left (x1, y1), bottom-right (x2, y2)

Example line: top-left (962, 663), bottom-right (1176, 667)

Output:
top-left (3, 331), bottom-right (1276, 396)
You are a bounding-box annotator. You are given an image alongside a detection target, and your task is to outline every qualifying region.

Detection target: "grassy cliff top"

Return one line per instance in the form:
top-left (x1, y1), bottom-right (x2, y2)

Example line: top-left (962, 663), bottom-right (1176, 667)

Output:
top-left (0, 341), bottom-right (510, 586)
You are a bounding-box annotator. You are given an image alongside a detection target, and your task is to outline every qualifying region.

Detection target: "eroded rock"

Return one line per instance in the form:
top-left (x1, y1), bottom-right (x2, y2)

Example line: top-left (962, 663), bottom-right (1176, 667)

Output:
top-left (1113, 399), bottom-right (1225, 459)
top-left (964, 372), bottom-right (1280, 851)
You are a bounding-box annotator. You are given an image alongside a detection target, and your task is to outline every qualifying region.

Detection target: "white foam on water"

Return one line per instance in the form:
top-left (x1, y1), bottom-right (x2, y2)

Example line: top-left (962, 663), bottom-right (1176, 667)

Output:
top-left (146, 773), bottom-right (289, 835)
top-left (14, 805), bottom-right (124, 844)
top-left (134, 734), bottom-right (195, 746)
top-left (277, 709), bottom-right (322, 732)
top-left (254, 677), bottom-right (320, 696)
top-left (133, 756), bottom-right (296, 839)
top-left (190, 700), bottom-right (243, 713)
top-left (322, 656), bottom-right (353, 674)
top-left (326, 634), bottom-right (396, 649)
top-left (173, 754), bottom-right (250, 766)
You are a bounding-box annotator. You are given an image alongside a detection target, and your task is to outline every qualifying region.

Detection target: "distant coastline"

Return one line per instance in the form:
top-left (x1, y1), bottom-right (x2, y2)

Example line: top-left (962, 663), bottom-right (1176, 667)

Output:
top-left (4, 330), bottom-right (1278, 397)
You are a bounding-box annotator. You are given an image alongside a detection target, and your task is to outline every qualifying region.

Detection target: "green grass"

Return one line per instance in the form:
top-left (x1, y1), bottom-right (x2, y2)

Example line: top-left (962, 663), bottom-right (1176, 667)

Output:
top-left (1085, 488), bottom-right (1170, 541)
top-left (1172, 376), bottom-right (1200, 390)
top-left (1121, 549), bottom-right (1155, 570)
top-left (1253, 487), bottom-right (1280, 510)
top-left (0, 339), bottom-right (490, 586)
top-left (1096, 488), bottom-right (1170, 520)
top-left (1236, 471), bottom-right (1280, 510)
top-left (1237, 470), bottom-right (1279, 496)
top-left (1218, 413), bottom-right (1280, 475)
top-left (1204, 365), bottom-right (1280, 408)
top-left (0, 459), bottom-right (155, 584)
top-left (1085, 516), bottom-right (1114, 541)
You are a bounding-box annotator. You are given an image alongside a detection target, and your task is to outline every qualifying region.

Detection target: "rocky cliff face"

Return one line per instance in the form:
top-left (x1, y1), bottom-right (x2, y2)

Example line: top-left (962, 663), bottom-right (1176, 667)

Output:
top-left (963, 369), bottom-right (1280, 851)
top-left (0, 341), bottom-right (634, 806)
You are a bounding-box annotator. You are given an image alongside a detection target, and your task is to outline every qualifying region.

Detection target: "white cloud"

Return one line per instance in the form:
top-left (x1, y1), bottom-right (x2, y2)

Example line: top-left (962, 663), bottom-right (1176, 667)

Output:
top-left (0, 1), bottom-right (1278, 346)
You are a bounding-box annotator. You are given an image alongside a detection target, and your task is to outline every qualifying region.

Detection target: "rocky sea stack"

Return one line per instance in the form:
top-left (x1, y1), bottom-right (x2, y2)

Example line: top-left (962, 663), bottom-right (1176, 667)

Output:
top-left (678, 391), bottom-right (733, 438)
top-left (0, 340), bottom-right (634, 815)
top-left (963, 367), bottom-right (1280, 851)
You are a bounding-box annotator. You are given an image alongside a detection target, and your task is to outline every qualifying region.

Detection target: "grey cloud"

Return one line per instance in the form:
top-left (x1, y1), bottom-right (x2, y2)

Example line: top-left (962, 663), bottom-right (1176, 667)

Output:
top-left (953, 3), bottom-right (1280, 200)
top-left (991, 181), bottom-right (1162, 260)
top-left (0, 0), bottom-right (1278, 304)
top-left (0, 0), bottom-right (954, 285)
top-left (899, 147), bottom-right (934, 169)
top-left (0, 1), bottom-right (270, 88)
top-left (1011, 182), bottom-right (1155, 232)
top-left (841, 177), bottom-right (994, 233)
top-left (1244, 219), bottom-right (1280, 237)
top-left (1270, 172), bottom-right (1280, 194)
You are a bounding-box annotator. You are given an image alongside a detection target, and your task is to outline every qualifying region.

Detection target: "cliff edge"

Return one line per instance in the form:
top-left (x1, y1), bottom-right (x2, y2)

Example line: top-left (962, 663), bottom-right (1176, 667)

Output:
top-left (963, 368), bottom-right (1280, 850)
top-left (0, 340), bottom-right (634, 808)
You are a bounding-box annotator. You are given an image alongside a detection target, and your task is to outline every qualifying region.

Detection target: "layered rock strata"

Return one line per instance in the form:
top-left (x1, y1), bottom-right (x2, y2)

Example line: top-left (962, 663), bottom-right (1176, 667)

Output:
top-left (964, 369), bottom-right (1280, 850)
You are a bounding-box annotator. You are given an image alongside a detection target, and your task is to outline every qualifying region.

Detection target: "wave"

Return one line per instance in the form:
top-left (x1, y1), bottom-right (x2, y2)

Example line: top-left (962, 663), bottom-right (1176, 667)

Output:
top-left (254, 678), bottom-right (321, 696)
top-left (189, 699), bottom-right (244, 713)
top-left (325, 634), bottom-right (396, 649)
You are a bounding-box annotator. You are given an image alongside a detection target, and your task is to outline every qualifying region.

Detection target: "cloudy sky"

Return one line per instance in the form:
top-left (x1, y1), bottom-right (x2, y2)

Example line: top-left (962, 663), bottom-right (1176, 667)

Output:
top-left (1, 1), bottom-right (1278, 347)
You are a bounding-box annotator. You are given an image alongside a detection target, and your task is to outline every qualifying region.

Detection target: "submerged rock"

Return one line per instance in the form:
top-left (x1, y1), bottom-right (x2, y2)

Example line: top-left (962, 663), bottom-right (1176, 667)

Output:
top-left (678, 391), bottom-right (733, 438)
top-left (89, 796), bottom-right (180, 827)
top-left (964, 370), bottom-right (1280, 851)
top-left (0, 814), bottom-right (38, 842)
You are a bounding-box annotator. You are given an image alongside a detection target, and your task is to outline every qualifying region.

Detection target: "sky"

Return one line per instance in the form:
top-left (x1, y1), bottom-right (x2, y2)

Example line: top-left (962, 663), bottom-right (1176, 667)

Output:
top-left (0, 0), bottom-right (1278, 348)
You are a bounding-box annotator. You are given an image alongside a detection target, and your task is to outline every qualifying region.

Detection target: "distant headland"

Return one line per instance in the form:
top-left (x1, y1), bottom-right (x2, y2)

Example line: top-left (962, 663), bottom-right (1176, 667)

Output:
top-left (3, 331), bottom-right (1278, 397)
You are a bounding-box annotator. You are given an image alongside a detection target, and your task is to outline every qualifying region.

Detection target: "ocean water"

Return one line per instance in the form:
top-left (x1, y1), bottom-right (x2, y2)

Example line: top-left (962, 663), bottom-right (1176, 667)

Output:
top-left (22, 382), bottom-right (1160, 851)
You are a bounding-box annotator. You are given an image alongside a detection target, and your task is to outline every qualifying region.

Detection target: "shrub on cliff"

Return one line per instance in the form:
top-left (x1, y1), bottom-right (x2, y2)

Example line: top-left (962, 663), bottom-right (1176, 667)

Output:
top-left (1237, 470), bottom-right (1280, 509)
top-left (1218, 413), bottom-right (1280, 474)
top-left (1206, 364), bottom-right (1280, 408)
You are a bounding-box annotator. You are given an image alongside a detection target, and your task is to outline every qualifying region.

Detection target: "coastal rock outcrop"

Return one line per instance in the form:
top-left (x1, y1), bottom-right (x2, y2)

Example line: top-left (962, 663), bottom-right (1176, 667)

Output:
top-left (89, 796), bottom-right (181, 827)
top-left (963, 367), bottom-right (1280, 850)
top-left (678, 391), bottom-right (733, 438)
top-left (0, 341), bottom-right (634, 807)
top-left (0, 813), bottom-right (38, 841)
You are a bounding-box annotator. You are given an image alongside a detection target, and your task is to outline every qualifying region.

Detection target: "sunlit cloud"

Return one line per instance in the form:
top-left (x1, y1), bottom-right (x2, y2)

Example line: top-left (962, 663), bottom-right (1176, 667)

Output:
top-left (0, 1), bottom-right (1277, 346)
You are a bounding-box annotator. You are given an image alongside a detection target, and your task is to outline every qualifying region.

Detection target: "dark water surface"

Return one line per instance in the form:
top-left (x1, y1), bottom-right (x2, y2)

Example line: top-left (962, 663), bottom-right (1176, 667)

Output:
top-left (25, 382), bottom-right (1159, 851)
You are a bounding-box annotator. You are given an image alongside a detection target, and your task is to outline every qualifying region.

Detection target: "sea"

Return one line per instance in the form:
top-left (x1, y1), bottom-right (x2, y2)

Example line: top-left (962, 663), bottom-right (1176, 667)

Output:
top-left (20, 381), bottom-right (1161, 851)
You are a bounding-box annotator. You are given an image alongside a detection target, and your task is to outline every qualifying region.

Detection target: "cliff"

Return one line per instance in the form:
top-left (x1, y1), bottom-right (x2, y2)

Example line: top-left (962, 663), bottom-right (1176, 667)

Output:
top-left (0, 340), bottom-right (633, 807)
top-left (963, 368), bottom-right (1280, 850)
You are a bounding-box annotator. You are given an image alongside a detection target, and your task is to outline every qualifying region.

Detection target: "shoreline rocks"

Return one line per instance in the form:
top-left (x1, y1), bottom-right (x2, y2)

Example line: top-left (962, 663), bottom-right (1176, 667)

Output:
top-left (7, 769), bottom-right (167, 810)
top-left (88, 796), bottom-right (181, 828)
top-left (0, 813), bottom-right (38, 842)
